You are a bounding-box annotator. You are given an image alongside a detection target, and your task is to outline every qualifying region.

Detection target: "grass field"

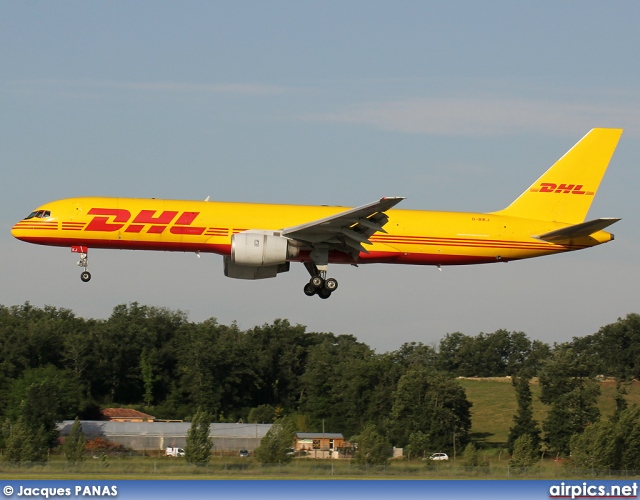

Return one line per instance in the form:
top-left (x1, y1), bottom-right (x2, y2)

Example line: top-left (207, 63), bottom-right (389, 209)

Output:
top-left (0, 455), bottom-right (634, 480)
top-left (460, 378), bottom-right (640, 447)
top-left (2, 379), bottom-right (640, 479)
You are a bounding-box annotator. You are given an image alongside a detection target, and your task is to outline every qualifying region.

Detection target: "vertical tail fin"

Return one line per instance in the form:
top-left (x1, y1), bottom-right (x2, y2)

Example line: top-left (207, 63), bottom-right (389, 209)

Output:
top-left (493, 128), bottom-right (623, 223)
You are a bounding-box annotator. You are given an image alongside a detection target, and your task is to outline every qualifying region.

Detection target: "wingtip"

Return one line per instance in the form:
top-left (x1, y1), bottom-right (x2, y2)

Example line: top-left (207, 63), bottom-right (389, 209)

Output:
top-left (381, 196), bottom-right (406, 206)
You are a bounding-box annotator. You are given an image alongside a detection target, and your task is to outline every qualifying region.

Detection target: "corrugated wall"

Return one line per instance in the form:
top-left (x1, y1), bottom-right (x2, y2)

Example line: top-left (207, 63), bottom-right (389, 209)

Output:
top-left (58, 421), bottom-right (272, 451)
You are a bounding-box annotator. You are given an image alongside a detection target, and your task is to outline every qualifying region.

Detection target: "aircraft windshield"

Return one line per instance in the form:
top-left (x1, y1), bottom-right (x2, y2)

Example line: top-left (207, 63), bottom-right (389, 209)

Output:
top-left (24, 210), bottom-right (51, 220)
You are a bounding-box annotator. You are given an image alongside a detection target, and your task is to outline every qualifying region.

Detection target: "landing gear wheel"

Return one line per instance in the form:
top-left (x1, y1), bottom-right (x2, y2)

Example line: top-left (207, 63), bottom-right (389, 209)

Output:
top-left (310, 275), bottom-right (324, 289)
top-left (74, 248), bottom-right (91, 282)
top-left (303, 262), bottom-right (336, 299)
top-left (324, 278), bottom-right (338, 291)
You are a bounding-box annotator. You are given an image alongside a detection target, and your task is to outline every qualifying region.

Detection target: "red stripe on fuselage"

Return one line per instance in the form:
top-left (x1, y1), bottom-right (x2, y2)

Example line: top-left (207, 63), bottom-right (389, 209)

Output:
top-left (13, 235), bottom-right (571, 266)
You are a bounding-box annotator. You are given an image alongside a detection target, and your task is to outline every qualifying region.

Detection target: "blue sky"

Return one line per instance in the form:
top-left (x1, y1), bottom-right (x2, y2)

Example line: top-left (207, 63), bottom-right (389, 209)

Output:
top-left (1, 1), bottom-right (639, 351)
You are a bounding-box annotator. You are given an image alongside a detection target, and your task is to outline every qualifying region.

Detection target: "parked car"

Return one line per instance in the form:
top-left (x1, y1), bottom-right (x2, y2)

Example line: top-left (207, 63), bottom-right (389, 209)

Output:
top-left (238, 449), bottom-right (250, 457)
top-left (428, 453), bottom-right (449, 461)
top-left (165, 447), bottom-right (185, 457)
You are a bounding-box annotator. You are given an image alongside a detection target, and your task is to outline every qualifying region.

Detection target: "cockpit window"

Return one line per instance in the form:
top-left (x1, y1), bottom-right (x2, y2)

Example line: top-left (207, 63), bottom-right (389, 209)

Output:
top-left (24, 210), bottom-right (51, 220)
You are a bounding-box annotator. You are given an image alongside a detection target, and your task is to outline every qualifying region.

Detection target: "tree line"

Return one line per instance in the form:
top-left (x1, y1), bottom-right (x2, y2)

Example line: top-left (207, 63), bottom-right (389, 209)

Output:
top-left (1, 302), bottom-right (639, 465)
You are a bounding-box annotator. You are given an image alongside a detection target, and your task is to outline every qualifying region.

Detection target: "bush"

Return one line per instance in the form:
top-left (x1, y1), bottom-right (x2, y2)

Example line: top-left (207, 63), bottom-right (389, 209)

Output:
top-left (84, 437), bottom-right (127, 453)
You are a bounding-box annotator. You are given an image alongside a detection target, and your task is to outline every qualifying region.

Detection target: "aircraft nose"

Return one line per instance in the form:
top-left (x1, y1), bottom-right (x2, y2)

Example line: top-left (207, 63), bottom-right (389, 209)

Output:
top-left (11, 223), bottom-right (21, 239)
top-left (11, 221), bottom-right (28, 241)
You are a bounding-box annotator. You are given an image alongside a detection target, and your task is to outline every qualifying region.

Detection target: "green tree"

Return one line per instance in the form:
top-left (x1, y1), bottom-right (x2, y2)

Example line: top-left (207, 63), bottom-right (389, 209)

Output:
top-left (572, 314), bottom-right (640, 380)
top-left (91, 303), bottom-right (186, 405)
top-left (507, 375), bottom-right (540, 454)
top-left (569, 405), bottom-right (640, 471)
top-left (539, 346), bottom-right (601, 455)
top-left (612, 381), bottom-right (629, 421)
top-left (509, 434), bottom-right (538, 469)
top-left (618, 406), bottom-right (640, 470)
top-left (255, 417), bottom-right (296, 464)
top-left (7, 366), bottom-right (88, 448)
top-left (172, 318), bottom-right (258, 420)
top-left (248, 320), bottom-right (321, 411)
top-left (299, 335), bottom-right (393, 438)
top-left (63, 417), bottom-right (85, 464)
top-left (353, 424), bottom-right (390, 466)
top-left (390, 367), bottom-right (472, 451)
top-left (437, 330), bottom-right (549, 377)
top-left (393, 342), bottom-right (439, 369)
top-left (460, 442), bottom-right (486, 467)
top-left (184, 408), bottom-right (213, 466)
top-left (0, 304), bottom-right (74, 378)
top-left (140, 348), bottom-right (156, 407)
top-left (0, 418), bottom-right (10, 450)
top-left (173, 320), bottom-right (223, 415)
top-left (3, 417), bottom-right (48, 464)
top-left (248, 404), bottom-right (276, 423)
top-left (569, 420), bottom-right (616, 469)
top-left (436, 332), bottom-right (469, 374)
top-left (407, 431), bottom-right (430, 460)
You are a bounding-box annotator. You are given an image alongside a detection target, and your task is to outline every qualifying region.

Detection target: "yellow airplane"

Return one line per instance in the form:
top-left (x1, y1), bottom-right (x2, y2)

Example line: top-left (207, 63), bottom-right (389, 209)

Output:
top-left (11, 128), bottom-right (622, 299)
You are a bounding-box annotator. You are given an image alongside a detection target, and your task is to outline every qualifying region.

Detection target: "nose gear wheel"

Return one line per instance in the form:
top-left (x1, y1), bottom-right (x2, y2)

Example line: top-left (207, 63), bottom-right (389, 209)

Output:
top-left (77, 251), bottom-right (91, 282)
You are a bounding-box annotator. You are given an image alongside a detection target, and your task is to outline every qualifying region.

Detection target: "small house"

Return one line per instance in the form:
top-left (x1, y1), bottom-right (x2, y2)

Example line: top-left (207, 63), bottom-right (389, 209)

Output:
top-left (294, 432), bottom-right (348, 458)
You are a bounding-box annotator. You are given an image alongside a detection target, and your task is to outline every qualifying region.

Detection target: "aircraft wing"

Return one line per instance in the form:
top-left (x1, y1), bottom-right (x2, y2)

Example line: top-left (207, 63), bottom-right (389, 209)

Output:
top-left (282, 197), bottom-right (405, 258)
top-left (535, 217), bottom-right (620, 243)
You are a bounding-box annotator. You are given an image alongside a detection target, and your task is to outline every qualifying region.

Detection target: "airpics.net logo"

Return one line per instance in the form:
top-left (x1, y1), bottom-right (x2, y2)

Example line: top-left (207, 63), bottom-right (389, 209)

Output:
top-left (549, 482), bottom-right (638, 499)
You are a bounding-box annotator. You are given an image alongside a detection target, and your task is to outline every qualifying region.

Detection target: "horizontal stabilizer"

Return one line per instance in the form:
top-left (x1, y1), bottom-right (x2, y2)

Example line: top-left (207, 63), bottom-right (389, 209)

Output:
top-left (535, 218), bottom-right (620, 243)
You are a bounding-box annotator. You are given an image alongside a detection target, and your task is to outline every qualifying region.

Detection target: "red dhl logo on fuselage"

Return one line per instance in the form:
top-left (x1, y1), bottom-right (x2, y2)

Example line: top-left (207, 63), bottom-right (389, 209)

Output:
top-left (530, 183), bottom-right (594, 195)
top-left (85, 208), bottom-right (205, 235)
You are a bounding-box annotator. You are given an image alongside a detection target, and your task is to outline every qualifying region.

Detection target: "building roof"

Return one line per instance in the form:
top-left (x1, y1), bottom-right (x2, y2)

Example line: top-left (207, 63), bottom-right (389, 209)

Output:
top-left (58, 421), bottom-right (273, 438)
top-left (295, 432), bottom-right (344, 439)
top-left (100, 408), bottom-right (155, 420)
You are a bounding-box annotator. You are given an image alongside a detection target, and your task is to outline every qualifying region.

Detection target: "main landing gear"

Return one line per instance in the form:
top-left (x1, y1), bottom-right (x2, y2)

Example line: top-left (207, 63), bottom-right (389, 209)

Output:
top-left (303, 262), bottom-right (338, 299)
top-left (72, 246), bottom-right (91, 282)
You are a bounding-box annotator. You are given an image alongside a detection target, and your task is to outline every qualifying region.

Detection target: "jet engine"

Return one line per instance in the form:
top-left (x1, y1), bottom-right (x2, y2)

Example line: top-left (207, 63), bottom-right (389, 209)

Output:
top-left (224, 231), bottom-right (299, 280)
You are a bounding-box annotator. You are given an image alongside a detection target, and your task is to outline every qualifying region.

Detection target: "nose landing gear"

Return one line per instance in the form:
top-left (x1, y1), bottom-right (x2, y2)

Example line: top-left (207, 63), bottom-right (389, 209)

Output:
top-left (72, 246), bottom-right (91, 282)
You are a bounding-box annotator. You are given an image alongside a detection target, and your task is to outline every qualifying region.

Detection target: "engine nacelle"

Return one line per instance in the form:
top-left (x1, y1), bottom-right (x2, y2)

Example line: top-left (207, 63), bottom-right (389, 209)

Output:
top-left (231, 231), bottom-right (299, 267)
top-left (224, 257), bottom-right (290, 280)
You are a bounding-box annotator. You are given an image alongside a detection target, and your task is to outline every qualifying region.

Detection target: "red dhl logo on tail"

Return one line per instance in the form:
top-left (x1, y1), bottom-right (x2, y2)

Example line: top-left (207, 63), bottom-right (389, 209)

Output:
top-left (530, 183), bottom-right (594, 195)
top-left (85, 208), bottom-right (205, 235)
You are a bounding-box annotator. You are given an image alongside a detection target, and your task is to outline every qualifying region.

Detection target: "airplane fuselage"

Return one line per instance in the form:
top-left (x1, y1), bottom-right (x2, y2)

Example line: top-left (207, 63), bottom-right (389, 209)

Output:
top-left (11, 196), bottom-right (614, 267)
top-left (10, 129), bottom-right (623, 298)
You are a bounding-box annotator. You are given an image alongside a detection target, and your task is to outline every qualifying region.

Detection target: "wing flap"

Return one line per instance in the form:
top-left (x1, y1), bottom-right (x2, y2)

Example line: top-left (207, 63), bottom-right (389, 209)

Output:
top-left (535, 217), bottom-right (620, 243)
top-left (342, 237), bottom-right (370, 254)
top-left (340, 228), bottom-right (372, 245)
top-left (356, 217), bottom-right (387, 233)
